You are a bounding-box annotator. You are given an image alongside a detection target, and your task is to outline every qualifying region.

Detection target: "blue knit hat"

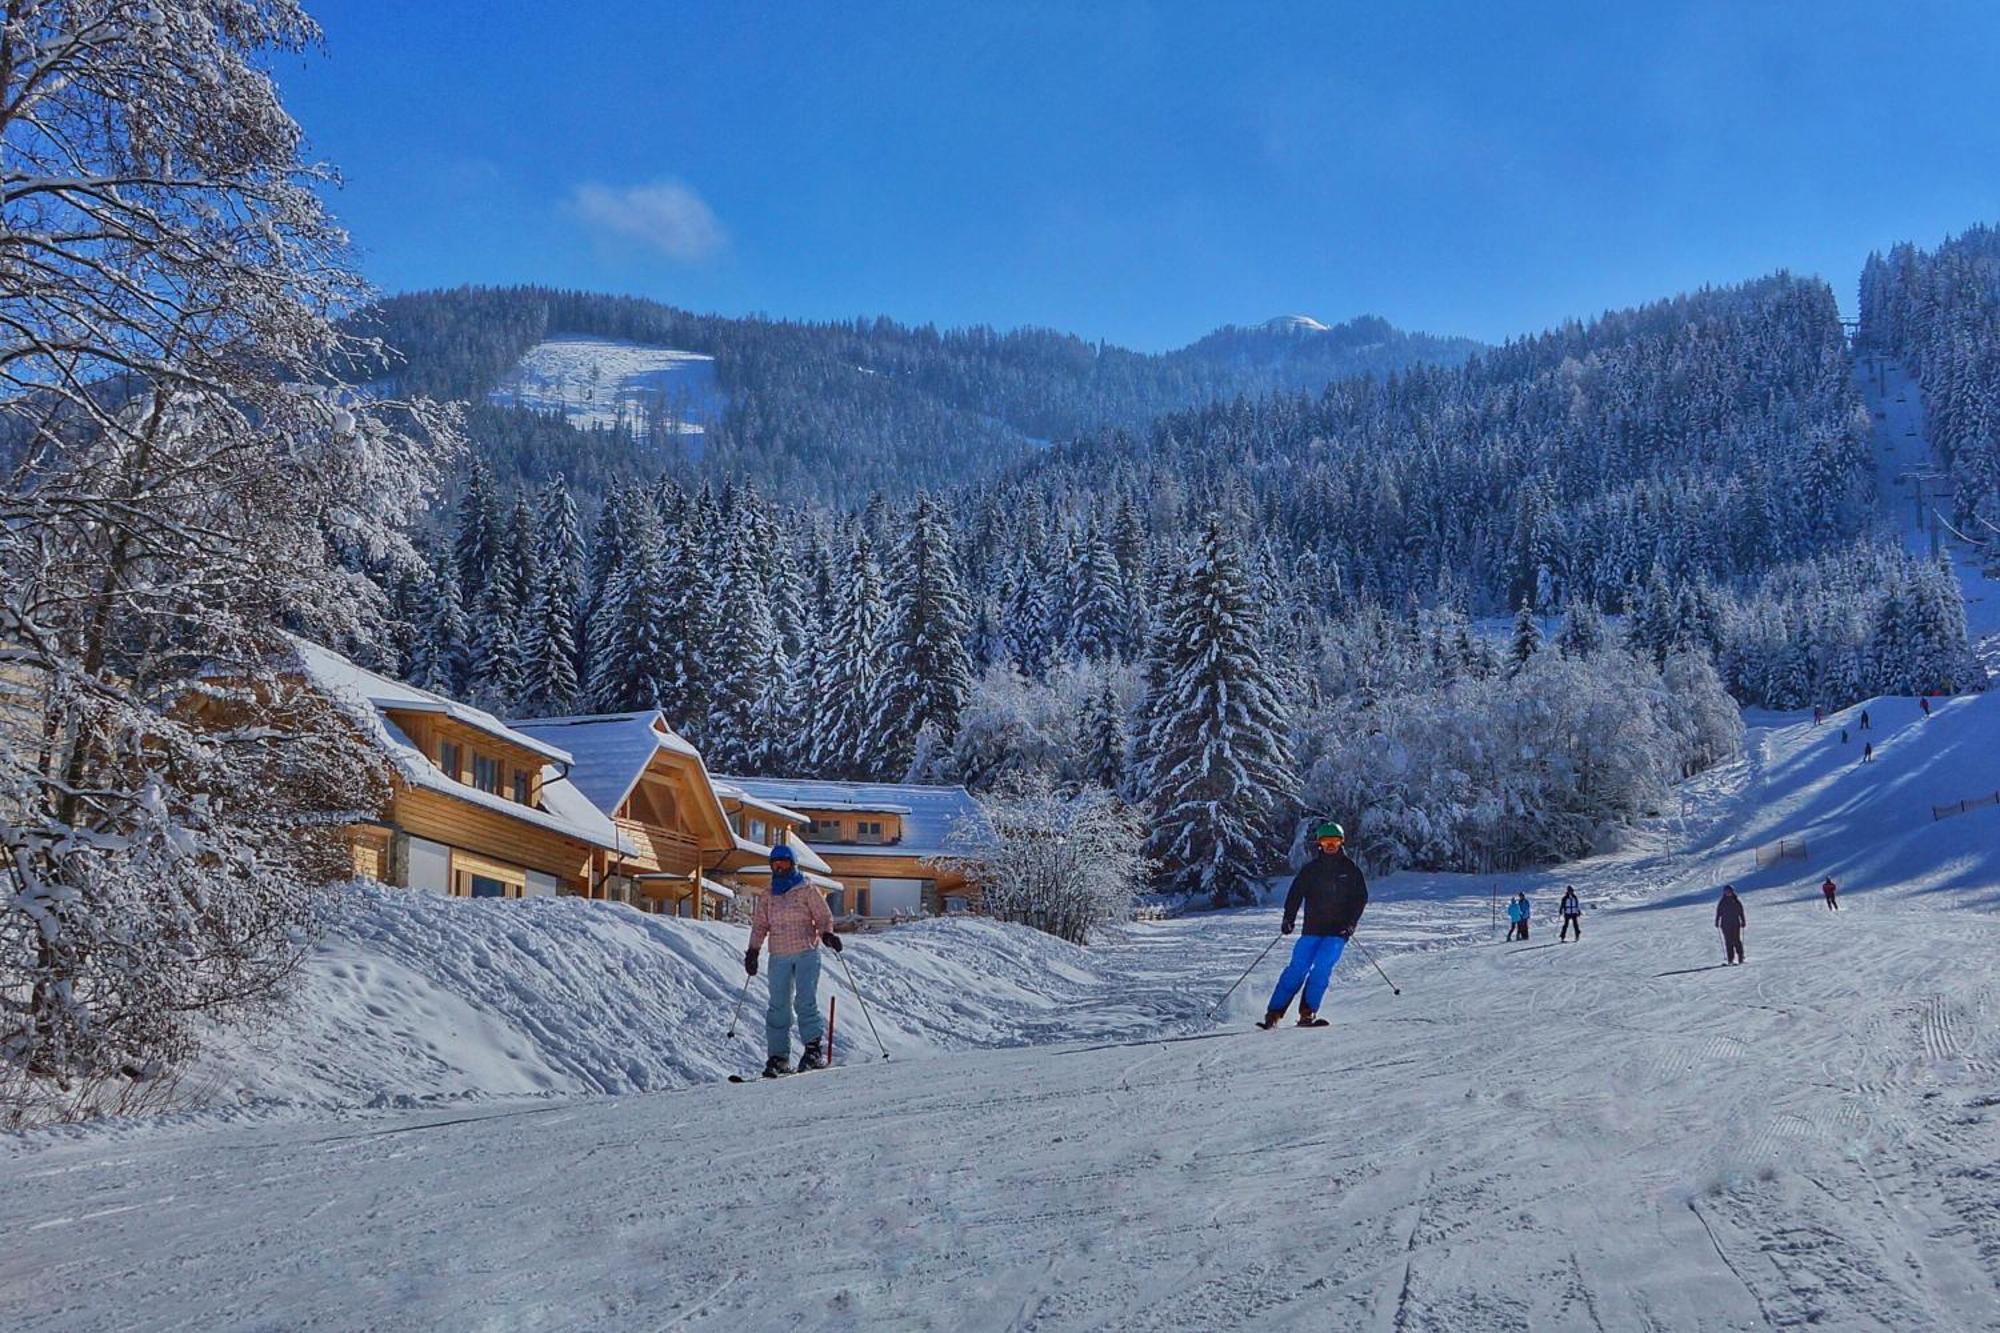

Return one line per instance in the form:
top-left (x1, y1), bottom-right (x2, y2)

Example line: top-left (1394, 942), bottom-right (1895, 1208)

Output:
top-left (770, 844), bottom-right (797, 868)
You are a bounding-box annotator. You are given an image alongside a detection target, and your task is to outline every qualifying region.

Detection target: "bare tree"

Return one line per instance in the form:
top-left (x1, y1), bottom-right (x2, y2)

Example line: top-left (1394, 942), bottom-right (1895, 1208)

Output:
top-left (0, 1), bottom-right (456, 1119)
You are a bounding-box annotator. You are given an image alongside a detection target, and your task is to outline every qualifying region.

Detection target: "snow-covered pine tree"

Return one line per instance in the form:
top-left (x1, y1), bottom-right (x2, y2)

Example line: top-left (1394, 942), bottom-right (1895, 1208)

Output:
top-left (516, 477), bottom-right (585, 717)
top-left (588, 504), bottom-right (674, 711)
top-left (1002, 554), bottom-right (1055, 680)
top-left (657, 503), bottom-right (717, 729)
top-left (1134, 520), bottom-right (1297, 906)
top-left (1064, 523), bottom-right (1125, 663)
top-left (409, 561), bottom-right (474, 696)
top-left (809, 531), bottom-right (891, 780)
top-left (1508, 602), bottom-right (1543, 673)
top-left (1555, 598), bottom-right (1607, 658)
top-left (1084, 678), bottom-right (1127, 791)
top-left (874, 494), bottom-right (974, 777)
top-left (467, 559), bottom-right (526, 713)
top-left (704, 539), bottom-right (778, 772)
top-left (453, 459), bottom-right (505, 608)
top-left (0, 0), bottom-right (453, 1105)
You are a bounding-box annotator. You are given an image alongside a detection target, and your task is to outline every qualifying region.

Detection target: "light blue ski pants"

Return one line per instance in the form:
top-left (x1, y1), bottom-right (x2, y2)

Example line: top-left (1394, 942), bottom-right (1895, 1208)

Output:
top-left (766, 948), bottom-right (825, 1059)
top-left (1267, 934), bottom-right (1347, 1015)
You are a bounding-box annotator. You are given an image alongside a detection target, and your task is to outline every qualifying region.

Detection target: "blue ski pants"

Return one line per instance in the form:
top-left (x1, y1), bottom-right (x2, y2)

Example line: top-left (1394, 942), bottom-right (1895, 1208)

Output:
top-left (766, 948), bottom-right (825, 1058)
top-left (1267, 934), bottom-right (1348, 1015)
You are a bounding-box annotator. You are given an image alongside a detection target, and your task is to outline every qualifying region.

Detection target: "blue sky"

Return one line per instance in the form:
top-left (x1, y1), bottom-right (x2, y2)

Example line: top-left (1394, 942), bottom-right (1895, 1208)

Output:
top-left (279, 1), bottom-right (2000, 351)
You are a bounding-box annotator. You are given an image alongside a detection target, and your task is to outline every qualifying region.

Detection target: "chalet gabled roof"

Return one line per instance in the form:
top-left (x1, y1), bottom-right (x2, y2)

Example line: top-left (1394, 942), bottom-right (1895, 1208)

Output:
top-left (718, 777), bottom-right (986, 858)
top-left (508, 712), bottom-right (702, 818)
top-left (290, 639), bottom-right (619, 852)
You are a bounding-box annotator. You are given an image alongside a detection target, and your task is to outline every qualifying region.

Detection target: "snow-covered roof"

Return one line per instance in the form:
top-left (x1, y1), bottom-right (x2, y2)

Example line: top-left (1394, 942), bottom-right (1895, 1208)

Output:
top-left (731, 831), bottom-right (833, 877)
top-left (719, 778), bottom-right (986, 857)
top-left (294, 638), bottom-right (574, 764)
top-left (291, 640), bottom-right (619, 852)
top-left (710, 779), bottom-right (810, 825)
top-left (508, 712), bottom-right (704, 819)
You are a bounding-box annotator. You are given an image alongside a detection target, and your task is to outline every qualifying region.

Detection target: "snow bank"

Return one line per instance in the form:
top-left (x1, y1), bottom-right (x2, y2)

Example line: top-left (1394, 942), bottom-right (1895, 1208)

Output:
top-left (180, 887), bottom-right (1192, 1116)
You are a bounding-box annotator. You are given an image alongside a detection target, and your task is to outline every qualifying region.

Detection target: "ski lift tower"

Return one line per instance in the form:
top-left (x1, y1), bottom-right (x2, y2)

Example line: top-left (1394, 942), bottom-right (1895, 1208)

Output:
top-left (1897, 468), bottom-right (1949, 561)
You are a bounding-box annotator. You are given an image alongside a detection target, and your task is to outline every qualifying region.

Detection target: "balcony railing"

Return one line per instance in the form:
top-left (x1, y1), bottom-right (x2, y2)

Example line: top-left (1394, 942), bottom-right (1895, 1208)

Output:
top-left (614, 817), bottom-right (702, 873)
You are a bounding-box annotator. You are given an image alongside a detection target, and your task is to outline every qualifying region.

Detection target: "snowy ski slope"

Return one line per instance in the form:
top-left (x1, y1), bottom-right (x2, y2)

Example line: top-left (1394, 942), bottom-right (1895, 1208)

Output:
top-left (1, 683), bottom-right (1996, 1330)
top-left (488, 336), bottom-right (721, 446)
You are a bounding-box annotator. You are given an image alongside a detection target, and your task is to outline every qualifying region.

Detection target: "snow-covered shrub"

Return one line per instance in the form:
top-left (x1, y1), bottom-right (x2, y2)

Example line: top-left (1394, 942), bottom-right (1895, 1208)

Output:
top-left (1301, 649), bottom-right (1735, 876)
top-left (933, 778), bottom-right (1146, 944)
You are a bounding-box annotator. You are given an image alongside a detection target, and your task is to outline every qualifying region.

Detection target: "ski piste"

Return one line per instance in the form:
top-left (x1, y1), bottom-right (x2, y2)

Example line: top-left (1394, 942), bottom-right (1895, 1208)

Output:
top-left (728, 1064), bottom-right (841, 1083)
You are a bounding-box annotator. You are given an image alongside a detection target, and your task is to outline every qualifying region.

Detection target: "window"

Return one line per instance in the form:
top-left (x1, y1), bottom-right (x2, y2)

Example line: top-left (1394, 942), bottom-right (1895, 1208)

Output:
top-left (749, 817), bottom-right (768, 844)
top-left (467, 873), bottom-right (508, 899)
top-left (473, 754), bottom-right (501, 794)
top-left (807, 818), bottom-right (844, 842)
top-left (512, 770), bottom-right (531, 804)
top-left (858, 820), bottom-right (884, 845)
top-left (437, 740), bottom-right (462, 781)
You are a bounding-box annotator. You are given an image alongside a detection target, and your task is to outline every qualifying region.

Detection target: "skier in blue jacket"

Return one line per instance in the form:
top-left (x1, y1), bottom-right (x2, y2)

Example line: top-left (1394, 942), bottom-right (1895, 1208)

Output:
top-left (1259, 821), bottom-right (1368, 1028)
top-left (1506, 893), bottom-right (1529, 941)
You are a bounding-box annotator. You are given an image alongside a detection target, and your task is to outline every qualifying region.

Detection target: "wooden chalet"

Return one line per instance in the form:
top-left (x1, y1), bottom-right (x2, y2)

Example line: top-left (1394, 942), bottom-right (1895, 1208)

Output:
top-left (715, 778), bottom-right (984, 920)
top-left (509, 713), bottom-right (837, 919)
top-left (294, 640), bottom-right (620, 899)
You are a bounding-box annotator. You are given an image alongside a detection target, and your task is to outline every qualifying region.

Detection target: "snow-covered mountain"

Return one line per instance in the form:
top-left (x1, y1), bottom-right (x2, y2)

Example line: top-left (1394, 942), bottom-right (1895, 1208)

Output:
top-left (488, 336), bottom-right (722, 454)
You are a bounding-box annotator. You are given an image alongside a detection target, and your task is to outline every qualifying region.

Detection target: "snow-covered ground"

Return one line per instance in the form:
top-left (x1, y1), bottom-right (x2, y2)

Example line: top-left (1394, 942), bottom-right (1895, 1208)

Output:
top-left (489, 336), bottom-right (722, 449)
top-left (4, 359), bottom-right (1999, 1330)
top-left (3, 677), bottom-right (1997, 1329)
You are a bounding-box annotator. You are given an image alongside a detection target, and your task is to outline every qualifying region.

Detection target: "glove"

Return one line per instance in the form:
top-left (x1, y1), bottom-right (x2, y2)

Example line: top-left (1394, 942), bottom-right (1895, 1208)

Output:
top-left (821, 931), bottom-right (844, 953)
top-left (744, 948), bottom-right (758, 977)
top-left (1281, 921), bottom-right (1295, 936)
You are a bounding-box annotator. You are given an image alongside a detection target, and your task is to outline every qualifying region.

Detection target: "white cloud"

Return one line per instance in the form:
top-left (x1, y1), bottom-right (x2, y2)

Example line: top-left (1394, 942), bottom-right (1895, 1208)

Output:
top-left (569, 179), bottom-right (727, 261)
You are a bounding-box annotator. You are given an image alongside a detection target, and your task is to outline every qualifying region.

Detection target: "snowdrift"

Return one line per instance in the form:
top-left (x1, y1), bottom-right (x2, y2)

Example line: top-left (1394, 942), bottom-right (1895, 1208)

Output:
top-left (180, 888), bottom-right (1190, 1116)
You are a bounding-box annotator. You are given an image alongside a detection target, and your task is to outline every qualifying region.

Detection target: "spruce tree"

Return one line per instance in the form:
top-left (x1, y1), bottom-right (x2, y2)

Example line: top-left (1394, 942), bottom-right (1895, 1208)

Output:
top-left (1508, 602), bottom-right (1543, 673)
top-left (705, 539), bottom-right (778, 772)
top-left (1064, 524), bottom-right (1125, 663)
top-left (1135, 520), bottom-right (1297, 906)
top-left (409, 564), bottom-right (473, 697)
top-left (588, 504), bottom-right (674, 712)
top-left (810, 531), bottom-right (891, 780)
top-left (875, 494), bottom-right (974, 777)
top-left (453, 459), bottom-right (504, 607)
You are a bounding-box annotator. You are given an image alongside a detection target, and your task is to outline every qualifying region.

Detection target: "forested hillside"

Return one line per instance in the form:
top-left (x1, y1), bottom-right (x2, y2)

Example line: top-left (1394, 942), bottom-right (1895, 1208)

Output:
top-left (348, 286), bottom-right (1482, 501)
top-left (357, 270), bottom-right (1977, 897)
top-left (1859, 225), bottom-right (2000, 544)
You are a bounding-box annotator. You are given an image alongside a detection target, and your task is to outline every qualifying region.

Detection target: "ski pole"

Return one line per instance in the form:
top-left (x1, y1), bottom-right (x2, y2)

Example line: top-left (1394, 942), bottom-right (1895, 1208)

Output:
top-left (725, 972), bottom-right (753, 1039)
top-left (1205, 933), bottom-right (1284, 1022)
top-left (835, 950), bottom-right (890, 1060)
top-left (1350, 938), bottom-right (1401, 996)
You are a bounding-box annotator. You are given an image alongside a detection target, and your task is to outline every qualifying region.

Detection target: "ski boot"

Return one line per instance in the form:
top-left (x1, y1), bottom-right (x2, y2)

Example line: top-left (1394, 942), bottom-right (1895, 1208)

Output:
top-left (1296, 1009), bottom-right (1329, 1028)
top-left (761, 1055), bottom-right (793, 1079)
top-left (1257, 1010), bottom-right (1285, 1030)
top-left (798, 1039), bottom-right (827, 1071)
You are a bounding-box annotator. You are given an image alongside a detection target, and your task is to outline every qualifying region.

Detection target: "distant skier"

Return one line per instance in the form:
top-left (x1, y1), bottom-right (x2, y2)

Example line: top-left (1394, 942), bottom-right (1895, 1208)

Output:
top-left (1813, 705), bottom-right (1823, 726)
top-left (1514, 892), bottom-right (1532, 941)
top-left (745, 843), bottom-right (841, 1076)
top-left (1860, 709), bottom-right (1872, 731)
top-left (1920, 695), bottom-right (1931, 719)
top-left (1504, 894), bottom-right (1525, 941)
top-left (1863, 741), bottom-right (1875, 763)
top-left (1559, 886), bottom-right (1582, 941)
top-left (1715, 885), bottom-right (1747, 965)
top-left (1259, 821), bottom-right (1368, 1029)
top-left (1840, 728), bottom-right (1849, 744)
top-left (1821, 876), bottom-right (1839, 910)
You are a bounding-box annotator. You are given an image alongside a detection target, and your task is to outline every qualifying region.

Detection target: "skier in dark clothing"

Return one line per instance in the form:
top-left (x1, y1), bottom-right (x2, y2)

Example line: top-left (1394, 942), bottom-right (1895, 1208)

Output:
top-left (1260, 821), bottom-right (1368, 1028)
top-left (1512, 892), bottom-right (1531, 941)
top-left (1559, 886), bottom-right (1582, 941)
top-left (1716, 885), bottom-right (1747, 964)
top-left (1863, 741), bottom-right (1874, 763)
top-left (1821, 876), bottom-right (1839, 910)
top-left (1860, 709), bottom-right (1871, 731)
top-left (1921, 696), bottom-right (1931, 719)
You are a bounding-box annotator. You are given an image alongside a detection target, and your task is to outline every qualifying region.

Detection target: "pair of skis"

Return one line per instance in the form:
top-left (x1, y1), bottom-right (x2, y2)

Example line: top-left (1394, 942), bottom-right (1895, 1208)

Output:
top-left (728, 995), bottom-right (840, 1083)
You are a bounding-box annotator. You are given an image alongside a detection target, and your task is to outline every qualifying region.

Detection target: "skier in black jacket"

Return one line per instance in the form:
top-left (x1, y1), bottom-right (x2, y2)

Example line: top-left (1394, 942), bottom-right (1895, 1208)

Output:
top-left (1715, 885), bottom-right (1747, 964)
top-left (1259, 821), bottom-right (1368, 1028)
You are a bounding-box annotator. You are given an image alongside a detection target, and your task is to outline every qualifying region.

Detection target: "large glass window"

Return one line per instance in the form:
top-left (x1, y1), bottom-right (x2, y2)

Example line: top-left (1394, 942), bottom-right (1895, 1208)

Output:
top-left (512, 770), bottom-right (531, 804)
top-left (467, 874), bottom-right (507, 899)
top-left (437, 740), bottom-right (461, 781)
top-left (472, 754), bottom-right (501, 794)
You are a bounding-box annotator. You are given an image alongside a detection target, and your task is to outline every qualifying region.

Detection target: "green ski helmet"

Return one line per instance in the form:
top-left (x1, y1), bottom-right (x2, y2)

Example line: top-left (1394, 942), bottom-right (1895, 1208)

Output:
top-left (1313, 820), bottom-right (1346, 842)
